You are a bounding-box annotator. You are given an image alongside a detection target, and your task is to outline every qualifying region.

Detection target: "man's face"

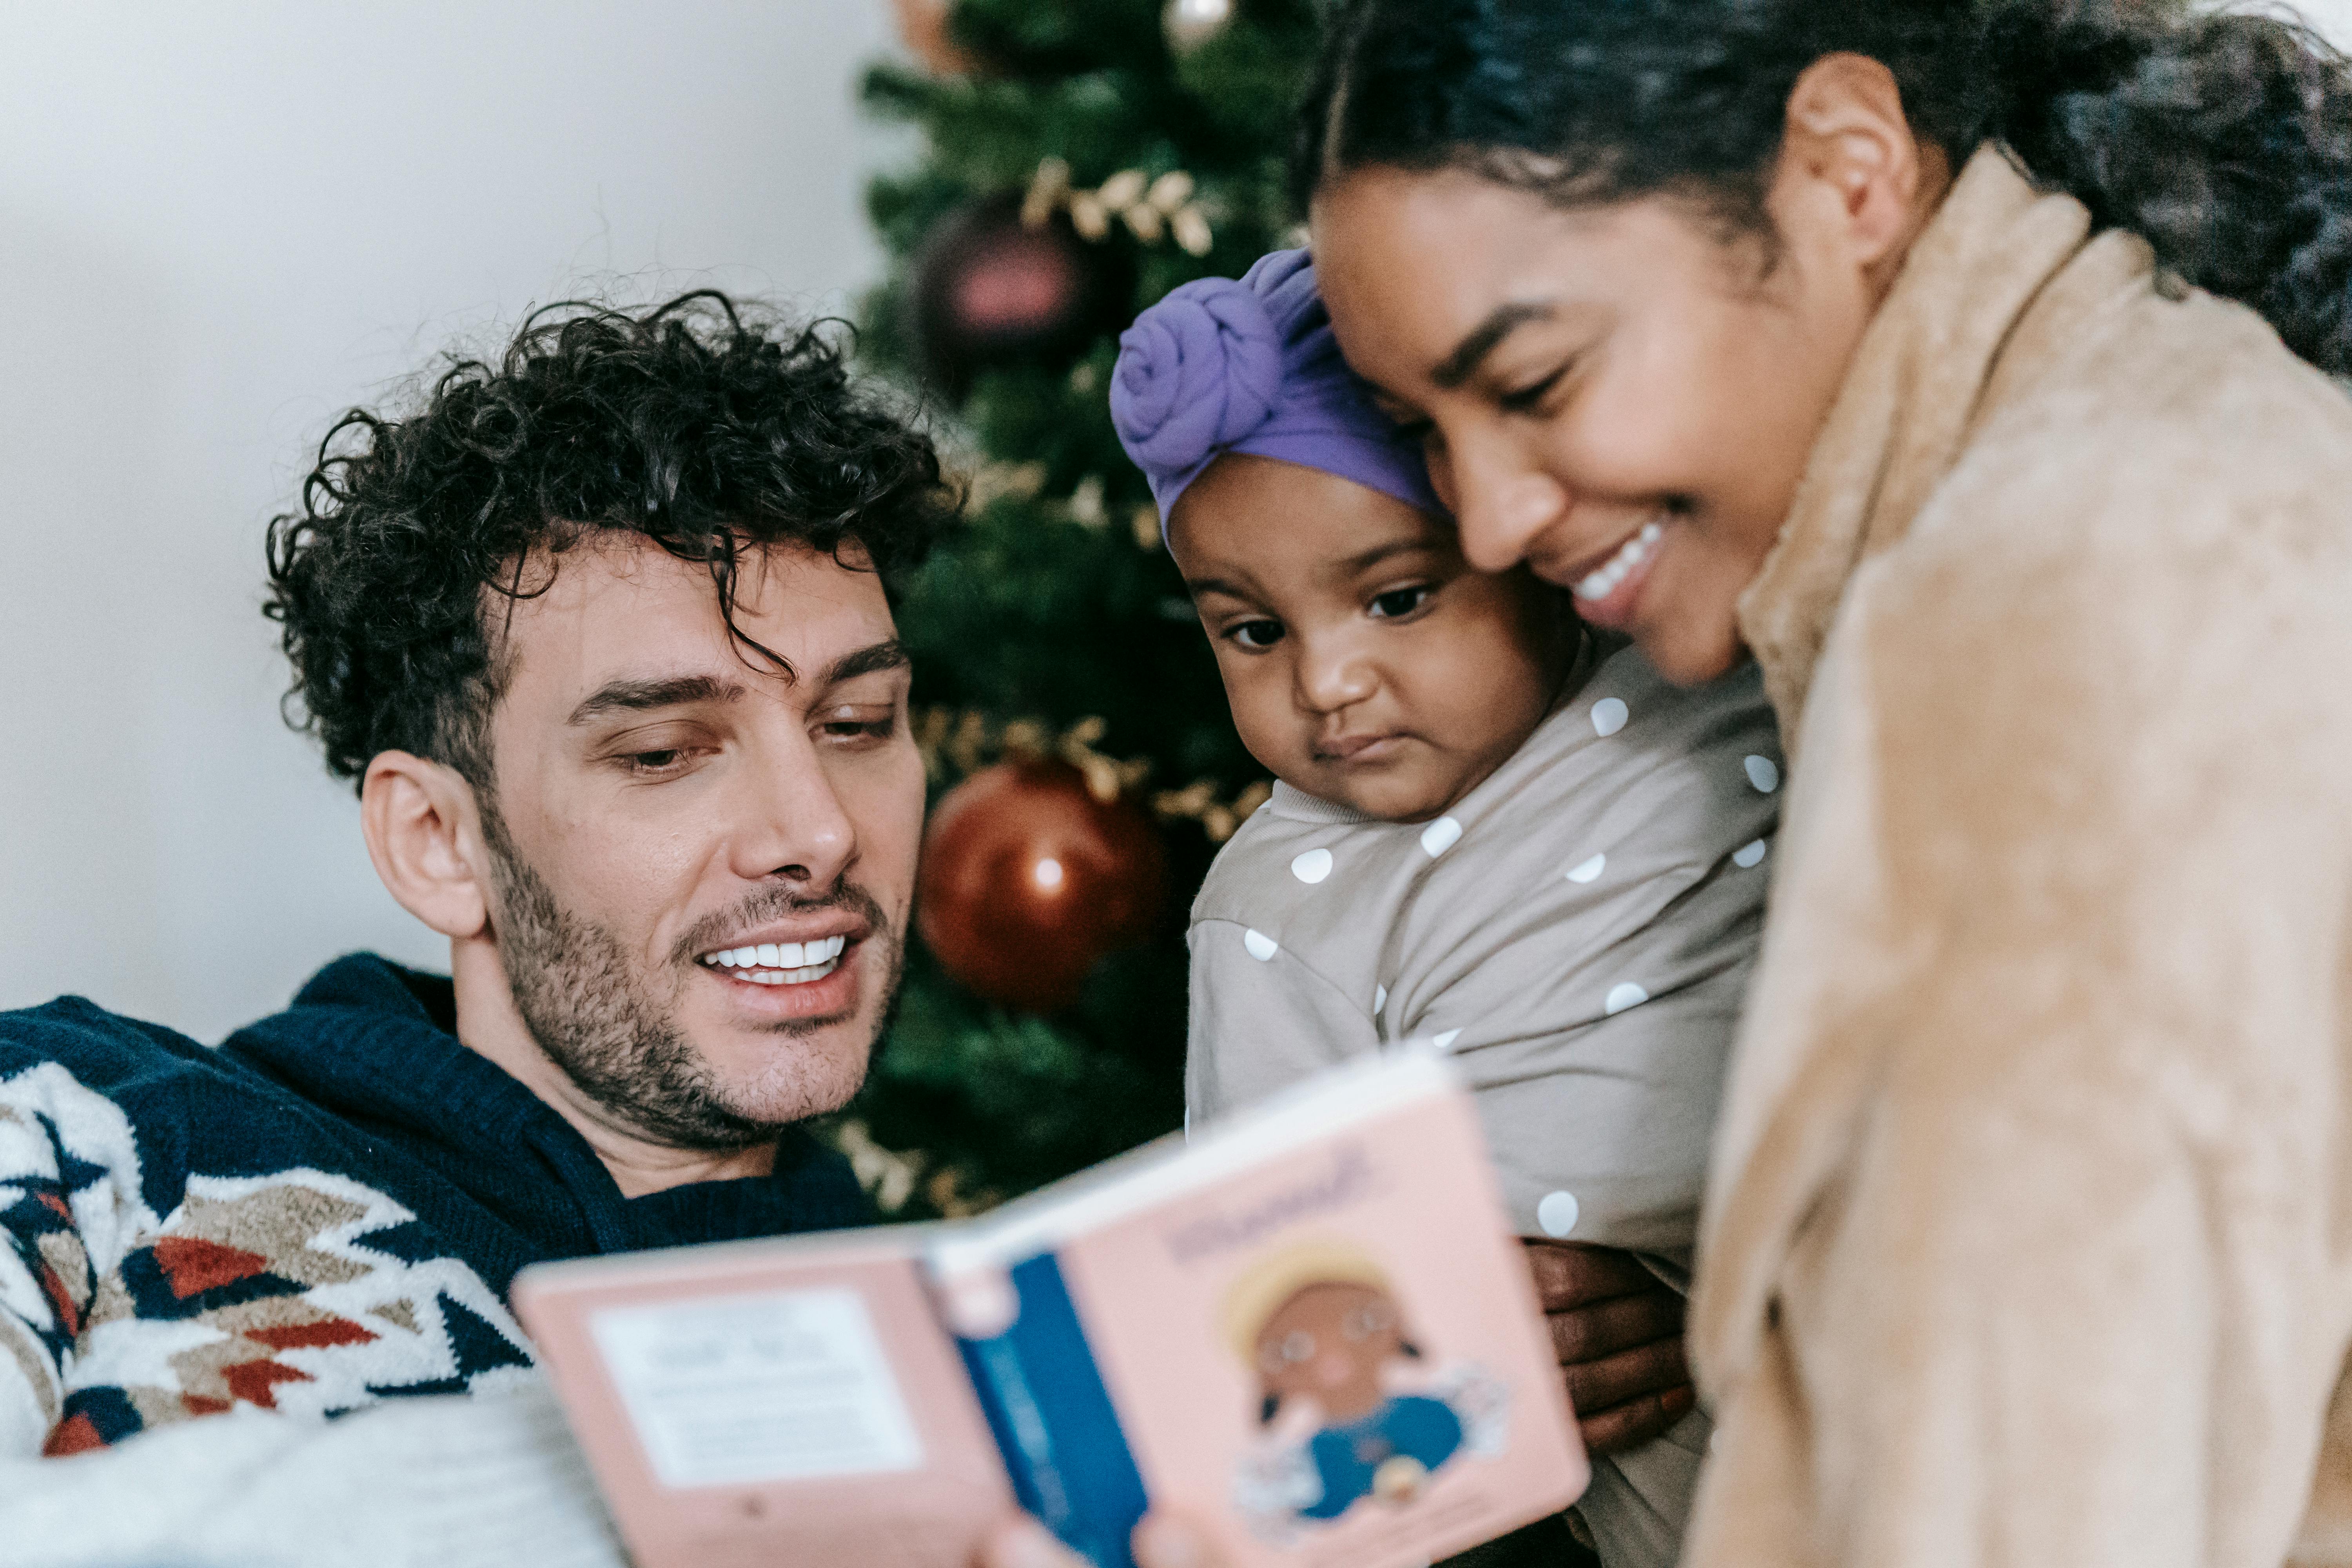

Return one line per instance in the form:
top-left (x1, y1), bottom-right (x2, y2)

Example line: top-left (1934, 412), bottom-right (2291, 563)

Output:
top-left (476, 536), bottom-right (924, 1149)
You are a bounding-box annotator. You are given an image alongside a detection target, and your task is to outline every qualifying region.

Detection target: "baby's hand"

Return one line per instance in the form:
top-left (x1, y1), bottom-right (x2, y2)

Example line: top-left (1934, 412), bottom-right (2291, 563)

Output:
top-left (1522, 1240), bottom-right (1695, 1455)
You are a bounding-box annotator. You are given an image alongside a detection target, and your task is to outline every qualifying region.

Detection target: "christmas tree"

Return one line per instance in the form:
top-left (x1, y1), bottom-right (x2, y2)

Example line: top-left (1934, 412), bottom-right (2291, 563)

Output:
top-left (829, 0), bottom-right (1320, 1216)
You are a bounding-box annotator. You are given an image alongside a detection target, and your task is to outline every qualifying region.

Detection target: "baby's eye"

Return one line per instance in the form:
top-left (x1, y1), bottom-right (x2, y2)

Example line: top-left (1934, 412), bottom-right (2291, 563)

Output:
top-left (1368, 585), bottom-right (1434, 620)
top-left (1228, 619), bottom-right (1285, 651)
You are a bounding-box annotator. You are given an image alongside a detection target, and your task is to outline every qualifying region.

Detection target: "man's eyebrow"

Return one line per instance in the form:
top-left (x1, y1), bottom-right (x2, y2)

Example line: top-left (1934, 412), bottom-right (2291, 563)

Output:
top-left (817, 639), bottom-right (912, 687)
top-left (567, 675), bottom-right (748, 726)
top-left (1432, 301), bottom-right (1557, 390)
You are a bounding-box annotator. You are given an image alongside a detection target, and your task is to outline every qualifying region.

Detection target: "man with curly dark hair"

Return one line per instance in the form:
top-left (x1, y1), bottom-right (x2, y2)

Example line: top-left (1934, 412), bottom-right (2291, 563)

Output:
top-left (263, 289), bottom-right (950, 1179)
top-left (0, 292), bottom-right (1074, 1563)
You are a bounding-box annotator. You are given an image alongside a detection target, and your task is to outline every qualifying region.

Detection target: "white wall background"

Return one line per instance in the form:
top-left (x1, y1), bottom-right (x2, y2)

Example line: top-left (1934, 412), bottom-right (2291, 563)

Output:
top-left (0, 2), bottom-right (908, 1038)
top-left (4, 2), bottom-right (2351, 1041)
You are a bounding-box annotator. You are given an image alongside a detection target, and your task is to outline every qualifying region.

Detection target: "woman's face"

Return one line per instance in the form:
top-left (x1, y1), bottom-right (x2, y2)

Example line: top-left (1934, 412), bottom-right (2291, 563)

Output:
top-left (1310, 167), bottom-right (1881, 684)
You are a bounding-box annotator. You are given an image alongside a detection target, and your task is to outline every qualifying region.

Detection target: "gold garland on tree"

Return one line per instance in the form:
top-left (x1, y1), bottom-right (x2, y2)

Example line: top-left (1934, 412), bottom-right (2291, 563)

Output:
top-left (1023, 156), bottom-right (1216, 256)
top-left (913, 706), bottom-right (1269, 843)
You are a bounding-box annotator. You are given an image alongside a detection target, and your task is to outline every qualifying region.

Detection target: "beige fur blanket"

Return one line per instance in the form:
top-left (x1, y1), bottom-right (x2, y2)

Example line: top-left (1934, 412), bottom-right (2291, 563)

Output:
top-left (1683, 145), bottom-right (2352, 1568)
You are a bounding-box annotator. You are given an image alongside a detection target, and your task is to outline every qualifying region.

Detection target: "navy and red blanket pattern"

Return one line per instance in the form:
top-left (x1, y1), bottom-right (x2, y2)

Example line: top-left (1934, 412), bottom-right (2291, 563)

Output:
top-left (0, 955), bottom-right (867, 1457)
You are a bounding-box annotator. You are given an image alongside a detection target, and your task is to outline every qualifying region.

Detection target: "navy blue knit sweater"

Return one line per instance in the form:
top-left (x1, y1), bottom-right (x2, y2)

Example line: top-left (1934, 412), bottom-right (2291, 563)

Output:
top-left (0, 953), bottom-right (869, 1459)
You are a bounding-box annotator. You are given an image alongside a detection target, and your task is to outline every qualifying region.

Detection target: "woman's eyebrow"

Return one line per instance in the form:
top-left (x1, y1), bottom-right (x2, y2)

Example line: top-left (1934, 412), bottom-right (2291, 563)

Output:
top-left (1432, 301), bottom-right (1557, 389)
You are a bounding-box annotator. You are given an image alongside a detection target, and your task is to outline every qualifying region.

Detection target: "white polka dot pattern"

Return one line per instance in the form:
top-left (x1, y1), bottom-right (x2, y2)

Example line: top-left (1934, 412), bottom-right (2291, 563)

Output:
top-left (1591, 697), bottom-right (1630, 737)
top-left (1433, 1029), bottom-right (1461, 1051)
top-left (1537, 1191), bottom-right (1581, 1237)
top-left (1419, 817), bottom-right (1463, 857)
top-left (1243, 929), bottom-right (1279, 962)
top-left (1745, 755), bottom-right (1781, 793)
top-left (1373, 985), bottom-right (1387, 1015)
top-left (1605, 982), bottom-right (1650, 1015)
top-left (1290, 847), bottom-right (1334, 884)
top-left (1734, 839), bottom-right (1768, 869)
top-left (1566, 853), bottom-right (1606, 884)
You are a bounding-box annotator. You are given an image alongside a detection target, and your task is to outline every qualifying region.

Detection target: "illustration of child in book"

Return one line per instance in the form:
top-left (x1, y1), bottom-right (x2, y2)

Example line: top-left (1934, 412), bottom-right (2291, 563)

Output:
top-left (1224, 1241), bottom-right (1506, 1540)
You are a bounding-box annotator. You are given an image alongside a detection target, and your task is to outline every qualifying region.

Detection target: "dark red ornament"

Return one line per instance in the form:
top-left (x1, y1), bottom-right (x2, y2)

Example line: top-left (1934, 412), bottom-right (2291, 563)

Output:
top-left (911, 193), bottom-right (1136, 401)
top-left (892, 0), bottom-right (978, 76)
top-left (917, 758), bottom-right (1167, 1014)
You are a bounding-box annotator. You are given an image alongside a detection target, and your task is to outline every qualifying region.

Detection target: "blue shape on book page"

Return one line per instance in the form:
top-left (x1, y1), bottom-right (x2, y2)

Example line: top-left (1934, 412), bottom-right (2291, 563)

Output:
top-left (588, 1286), bottom-right (925, 1490)
top-left (953, 1253), bottom-right (1150, 1568)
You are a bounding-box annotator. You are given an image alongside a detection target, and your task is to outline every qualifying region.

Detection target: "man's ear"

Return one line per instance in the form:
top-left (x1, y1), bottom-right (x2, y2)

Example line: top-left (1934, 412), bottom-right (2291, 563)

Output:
top-left (361, 751), bottom-right (492, 940)
top-left (1773, 51), bottom-right (1938, 277)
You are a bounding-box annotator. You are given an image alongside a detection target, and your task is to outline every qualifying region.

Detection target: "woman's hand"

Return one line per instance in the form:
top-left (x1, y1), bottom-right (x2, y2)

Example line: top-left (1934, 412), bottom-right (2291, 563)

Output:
top-left (1523, 1240), bottom-right (1695, 1454)
top-left (980, 1512), bottom-right (1220, 1568)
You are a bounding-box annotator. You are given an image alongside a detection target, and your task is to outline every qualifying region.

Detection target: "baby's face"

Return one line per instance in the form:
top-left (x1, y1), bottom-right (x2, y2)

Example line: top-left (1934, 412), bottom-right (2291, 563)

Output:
top-left (1169, 454), bottom-right (1575, 822)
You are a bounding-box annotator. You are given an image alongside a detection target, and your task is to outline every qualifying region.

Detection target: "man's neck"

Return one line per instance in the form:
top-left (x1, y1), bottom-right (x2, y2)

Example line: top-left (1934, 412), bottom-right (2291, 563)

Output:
top-left (447, 942), bottom-right (778, 1200)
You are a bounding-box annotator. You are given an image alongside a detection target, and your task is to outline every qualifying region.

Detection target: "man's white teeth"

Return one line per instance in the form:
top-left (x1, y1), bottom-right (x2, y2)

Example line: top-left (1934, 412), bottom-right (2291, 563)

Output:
top-left (737, 960), bottom-right (839, 986)
top-left (702, 935), bottom-right (848, 985)
top-left (1572, 518), bottom-right (1666, 603)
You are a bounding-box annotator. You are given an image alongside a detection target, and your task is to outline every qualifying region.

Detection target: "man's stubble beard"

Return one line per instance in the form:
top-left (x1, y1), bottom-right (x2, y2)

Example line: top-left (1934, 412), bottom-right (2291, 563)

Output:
top-left (478, 799), bottom-right (904, 1153)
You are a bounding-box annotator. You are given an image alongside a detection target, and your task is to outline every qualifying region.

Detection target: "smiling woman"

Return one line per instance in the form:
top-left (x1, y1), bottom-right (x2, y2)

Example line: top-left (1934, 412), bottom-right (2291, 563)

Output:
top-left (1296, 2), bottom-right (2352, 1566)
top-left (1304, 0), bottom-right (2352, 682)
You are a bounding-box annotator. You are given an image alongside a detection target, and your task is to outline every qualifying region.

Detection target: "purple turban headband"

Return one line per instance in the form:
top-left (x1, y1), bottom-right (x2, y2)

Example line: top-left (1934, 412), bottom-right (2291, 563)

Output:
top-left (1110, 248), bottom-right (1441, 536)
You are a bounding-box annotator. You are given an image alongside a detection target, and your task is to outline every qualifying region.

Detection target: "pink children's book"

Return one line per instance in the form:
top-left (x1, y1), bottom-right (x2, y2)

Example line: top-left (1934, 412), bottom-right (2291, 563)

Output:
top-left (514, 1049), bottom-right (1588, 1568)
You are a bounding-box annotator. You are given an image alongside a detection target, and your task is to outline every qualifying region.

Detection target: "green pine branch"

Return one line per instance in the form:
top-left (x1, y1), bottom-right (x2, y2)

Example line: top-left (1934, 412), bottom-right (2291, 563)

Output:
top-left (837, 0), bottom-right (1319, 1214)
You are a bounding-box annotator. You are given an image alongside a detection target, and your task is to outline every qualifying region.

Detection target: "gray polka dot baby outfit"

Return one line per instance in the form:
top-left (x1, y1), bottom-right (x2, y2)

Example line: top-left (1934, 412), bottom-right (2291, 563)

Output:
top-left (1186, 639), bottom-right (1781, 1568)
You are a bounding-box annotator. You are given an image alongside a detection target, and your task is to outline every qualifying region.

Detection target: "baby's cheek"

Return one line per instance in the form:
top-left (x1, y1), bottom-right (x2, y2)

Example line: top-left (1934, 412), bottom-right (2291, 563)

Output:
top-left (1221, 659), bottom-right (1314, 778)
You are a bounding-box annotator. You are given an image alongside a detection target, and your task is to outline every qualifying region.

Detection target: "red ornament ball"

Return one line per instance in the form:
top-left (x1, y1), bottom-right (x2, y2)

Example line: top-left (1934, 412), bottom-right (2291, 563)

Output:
top-left (911, 194), bottom-right (1135, 401)
top-left (891, 0), bottom-right (978, 76)
top-left (917, 759), bottom-right (1168, 1014)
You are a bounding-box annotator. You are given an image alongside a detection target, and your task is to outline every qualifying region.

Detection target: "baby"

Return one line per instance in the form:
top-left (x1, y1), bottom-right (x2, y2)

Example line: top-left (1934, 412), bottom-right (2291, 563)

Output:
top-left (1111, 249), bottom-right (1782, 1568)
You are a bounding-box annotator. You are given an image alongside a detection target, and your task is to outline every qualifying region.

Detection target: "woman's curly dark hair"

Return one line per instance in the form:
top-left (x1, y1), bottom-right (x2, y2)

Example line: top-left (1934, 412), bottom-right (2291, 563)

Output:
top-left (264, 290), bottom-right (957, 792)
top-left (1301, 0), bottom-right (2352, 377)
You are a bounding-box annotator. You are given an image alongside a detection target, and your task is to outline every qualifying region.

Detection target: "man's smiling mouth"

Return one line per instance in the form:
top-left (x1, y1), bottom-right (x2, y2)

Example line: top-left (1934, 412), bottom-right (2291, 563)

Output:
top-left (697, 935), bottom-right (848, 986)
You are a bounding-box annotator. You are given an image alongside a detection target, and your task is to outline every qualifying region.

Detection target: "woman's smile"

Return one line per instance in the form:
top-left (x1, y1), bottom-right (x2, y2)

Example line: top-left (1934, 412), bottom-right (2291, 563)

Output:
top-left (1559, 512), bottom-right (1668, 630)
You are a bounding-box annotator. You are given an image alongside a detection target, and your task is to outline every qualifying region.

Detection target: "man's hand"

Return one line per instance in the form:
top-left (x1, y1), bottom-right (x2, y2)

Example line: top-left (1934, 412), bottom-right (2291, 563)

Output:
top-left (1523, 1240), bottom-right (1695, 1455)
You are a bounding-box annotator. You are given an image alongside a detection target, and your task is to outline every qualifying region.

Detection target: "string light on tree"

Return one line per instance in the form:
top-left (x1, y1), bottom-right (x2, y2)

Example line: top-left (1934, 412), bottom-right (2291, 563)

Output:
top-left (1163, 0), bottom-right (1236, 55)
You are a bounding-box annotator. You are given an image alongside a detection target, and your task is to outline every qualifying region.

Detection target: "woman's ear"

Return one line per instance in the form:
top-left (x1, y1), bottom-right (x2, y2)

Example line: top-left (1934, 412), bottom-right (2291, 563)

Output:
top-left (360, 751), bottom-right (493, 940)
top-left (1773, 51), bottom-right (1946, 283)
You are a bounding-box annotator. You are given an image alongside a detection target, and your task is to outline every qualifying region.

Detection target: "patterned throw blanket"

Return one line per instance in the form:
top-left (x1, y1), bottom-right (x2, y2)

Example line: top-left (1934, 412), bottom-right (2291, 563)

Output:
top-left (0, 954), bottom-right (866, 1458)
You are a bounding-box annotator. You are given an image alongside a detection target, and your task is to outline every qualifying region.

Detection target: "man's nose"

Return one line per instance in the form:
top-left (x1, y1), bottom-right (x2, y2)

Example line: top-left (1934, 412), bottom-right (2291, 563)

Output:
top-left (1449, 432), bottom-right (1573, 574)
top-left (728, 737), bottom-right (858, 887)
top-left (1294, 633), bottom-right (1379, 717)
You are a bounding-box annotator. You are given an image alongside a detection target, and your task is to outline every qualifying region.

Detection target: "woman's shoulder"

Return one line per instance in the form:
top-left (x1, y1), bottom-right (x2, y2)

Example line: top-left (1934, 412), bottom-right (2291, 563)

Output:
top-left (1871, 289), bottom-right (2352, 677)
top-left (1945, 279), bottom-right (2352, 563)
top-left (1850, 291), bottom-right (2352, 753)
